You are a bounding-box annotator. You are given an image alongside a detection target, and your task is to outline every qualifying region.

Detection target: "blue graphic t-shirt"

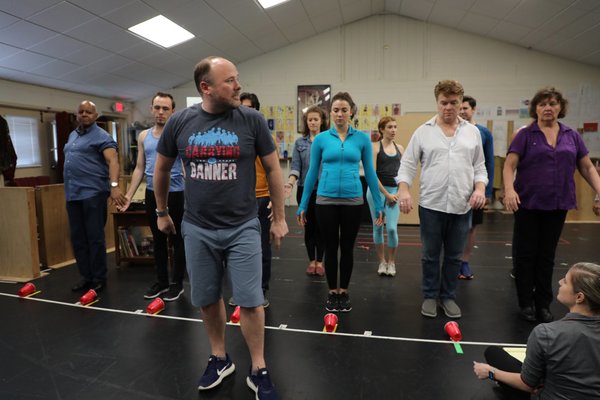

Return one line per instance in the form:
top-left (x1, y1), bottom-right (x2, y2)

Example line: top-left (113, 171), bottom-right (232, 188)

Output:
top-left (157, 104), bottom-right (275, 229)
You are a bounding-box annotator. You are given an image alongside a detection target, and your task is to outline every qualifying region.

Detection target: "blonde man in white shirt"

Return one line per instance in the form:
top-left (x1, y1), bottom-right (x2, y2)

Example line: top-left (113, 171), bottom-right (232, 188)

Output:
top-left (396, 80), bottom-right (488, 319)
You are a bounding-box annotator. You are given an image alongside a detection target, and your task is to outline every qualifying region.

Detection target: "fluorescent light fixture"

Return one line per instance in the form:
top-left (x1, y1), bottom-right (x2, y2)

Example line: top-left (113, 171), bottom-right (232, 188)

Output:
top-left (256, 0), bottom-right (290, 9)
top-left (129, 15), bottom-right (194, 48)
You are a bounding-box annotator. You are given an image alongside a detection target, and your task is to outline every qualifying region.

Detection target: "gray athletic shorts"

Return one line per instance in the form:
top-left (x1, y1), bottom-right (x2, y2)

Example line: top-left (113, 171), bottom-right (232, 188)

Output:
top-left (181, 218), bottom-right (263, 308)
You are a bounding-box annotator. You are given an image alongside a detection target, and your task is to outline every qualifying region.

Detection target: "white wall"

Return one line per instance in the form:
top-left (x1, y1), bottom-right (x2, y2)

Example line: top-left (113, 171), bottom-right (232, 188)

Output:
top-left (237, 14), bottom-right (600, 119)
top-left (0, 79), bottom-right (131, 116)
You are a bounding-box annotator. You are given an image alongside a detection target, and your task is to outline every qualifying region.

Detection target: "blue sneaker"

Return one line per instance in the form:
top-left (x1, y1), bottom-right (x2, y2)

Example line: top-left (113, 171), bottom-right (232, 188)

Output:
top-left (459, 261), bottom-right (474, 280)
top-left (246, 367), bottom-right (278, 400)
top-left (197, 354), bottom-right (235, 390)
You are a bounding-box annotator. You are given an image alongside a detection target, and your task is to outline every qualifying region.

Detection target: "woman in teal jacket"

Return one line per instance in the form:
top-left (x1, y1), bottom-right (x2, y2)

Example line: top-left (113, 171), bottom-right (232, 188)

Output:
top-left (297, 91), bottom-right (383, 312)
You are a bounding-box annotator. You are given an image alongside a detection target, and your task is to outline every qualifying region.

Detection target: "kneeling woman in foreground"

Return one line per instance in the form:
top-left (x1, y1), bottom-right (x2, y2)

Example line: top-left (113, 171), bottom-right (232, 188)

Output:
top-left (473, 262), bottom-right (600, 399)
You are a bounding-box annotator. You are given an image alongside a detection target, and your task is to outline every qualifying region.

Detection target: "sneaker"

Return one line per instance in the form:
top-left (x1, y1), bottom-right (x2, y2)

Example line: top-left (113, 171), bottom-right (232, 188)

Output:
top-left (510, 268), bottom-right (516, 279)
top-left (247, 367), bottom-right (278, 400)
top-left (421, 298), bottom-right (437, 318)
top-left (440, 299), bottom-right (462, 318)
top-left (458, 261), bottom-right (474, 280)
top-left (386, 263), bottom-right (396, 277)
top-left (163, 283), bottom-right (184, 302)
top-left (377, 262), bottom-right (388, 276)
top-left (325, 292), bottom-right (339, 312)
top-left (144, 282), bottom-right (169, 299)
top-left (338, 292), bottom-right (352, 312)
top-left (197, 354), bottom-right (235, 390)
top-left (228, 297), bottom-right (237, 307)
top-left (262, 292), bottom-right (270, 309)
top-left (306, 261), bottom-right (316, 275)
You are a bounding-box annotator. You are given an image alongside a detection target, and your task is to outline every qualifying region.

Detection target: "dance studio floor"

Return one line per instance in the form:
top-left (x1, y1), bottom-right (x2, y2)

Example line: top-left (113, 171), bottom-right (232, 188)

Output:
top-left (1, 208), bottom-right (598, 400)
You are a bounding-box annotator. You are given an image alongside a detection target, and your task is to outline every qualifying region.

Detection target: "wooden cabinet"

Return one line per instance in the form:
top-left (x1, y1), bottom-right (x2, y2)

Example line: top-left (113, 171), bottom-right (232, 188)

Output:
top-left (112, 211), bottom-right (154, 266)
top-left (0, 187), bottom-right (40, 281)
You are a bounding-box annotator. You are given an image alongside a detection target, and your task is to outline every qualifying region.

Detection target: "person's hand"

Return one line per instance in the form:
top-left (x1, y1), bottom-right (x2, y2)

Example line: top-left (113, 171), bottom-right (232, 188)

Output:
top-left (473, 361), bottom-right (492, 380)
top-left (284, 184), bottom-right (292, 199)
top-left (469, 189), bottom-right (486, 210)
top-left (398, 191), bottom-right (413, 214)
top-left (385, 193), bottom-right (398, 206)
top-left (504, 189), bottom-right (520, 212)
top-left (270, 219), bottom-right (288, 249)
top-left (157, 215), bottom-right (176, 235)
top-left (117, 194), bottom-right (132, 212)
top-left (110, 187), bottom-right (127, 208)
top-left (296, 210), bottom-right (307, 226)
top-left (373, 210), bottom-right (384, 226)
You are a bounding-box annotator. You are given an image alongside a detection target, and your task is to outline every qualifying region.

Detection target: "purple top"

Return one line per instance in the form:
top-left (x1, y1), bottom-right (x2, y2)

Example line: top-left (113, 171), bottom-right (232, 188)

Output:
top-left (508, 122), bottom-right (588, 210)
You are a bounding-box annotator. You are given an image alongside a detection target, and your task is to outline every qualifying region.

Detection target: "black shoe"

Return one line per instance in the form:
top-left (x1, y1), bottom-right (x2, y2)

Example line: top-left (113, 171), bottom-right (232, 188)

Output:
top-left (537, 308), bottom-right (554, 323)
top-left (163, 284), bottom-right (184, 302)
top-left (71, 280), bottom-right (91, 292)
top-left (520, 306), bottom-right (536, 322)
top-left (338, 292), bottom-right (352, 312)
top-left (144, 282), bottom-right (169, 299)
top-left (325, 292), bottom-right (339, 312)
top-left (91, 280), bottom-right (106, 293)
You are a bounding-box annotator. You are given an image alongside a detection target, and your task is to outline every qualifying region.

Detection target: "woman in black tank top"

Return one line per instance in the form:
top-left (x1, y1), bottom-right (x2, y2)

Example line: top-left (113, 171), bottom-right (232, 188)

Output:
top-left (366, 116), bottom-right (404, 277)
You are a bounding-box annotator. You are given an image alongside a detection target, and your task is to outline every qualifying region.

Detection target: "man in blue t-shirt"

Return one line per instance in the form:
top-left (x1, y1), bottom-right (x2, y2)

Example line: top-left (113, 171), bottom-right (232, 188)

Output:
top-left (153, 56), bottom-right (288, 399)
top-left (459, 95), bottom-right (495, 279)
top-left (64, 101), bottom-right (127, 293)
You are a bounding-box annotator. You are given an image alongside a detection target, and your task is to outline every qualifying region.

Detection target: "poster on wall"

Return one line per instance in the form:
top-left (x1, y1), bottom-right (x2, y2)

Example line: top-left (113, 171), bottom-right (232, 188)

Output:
top-left (297, 85), bottom-right (331, 132)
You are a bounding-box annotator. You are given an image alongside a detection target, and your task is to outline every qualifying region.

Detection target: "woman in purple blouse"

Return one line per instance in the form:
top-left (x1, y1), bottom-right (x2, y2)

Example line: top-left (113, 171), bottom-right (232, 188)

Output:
top-left (503, 87), bottom-right (600, 323)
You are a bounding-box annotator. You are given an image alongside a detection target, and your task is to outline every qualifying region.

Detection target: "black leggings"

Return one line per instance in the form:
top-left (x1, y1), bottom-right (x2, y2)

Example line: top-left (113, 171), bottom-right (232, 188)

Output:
top-left (297, 186), bottom-right (323, 262)
top-left (484, 346), bottom-right (530, 400)
top-left (315, 204), bottom-right (362, 290)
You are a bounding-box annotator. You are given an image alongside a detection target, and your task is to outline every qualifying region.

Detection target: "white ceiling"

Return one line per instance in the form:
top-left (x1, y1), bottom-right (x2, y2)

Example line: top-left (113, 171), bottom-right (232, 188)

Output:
top-left (1, 0), bottom-right (599, 101)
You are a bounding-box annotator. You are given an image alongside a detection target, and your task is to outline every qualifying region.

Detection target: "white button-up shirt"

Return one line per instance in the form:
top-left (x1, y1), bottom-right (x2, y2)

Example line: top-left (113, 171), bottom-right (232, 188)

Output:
top-left (396, 116), bottom-right (488, 215)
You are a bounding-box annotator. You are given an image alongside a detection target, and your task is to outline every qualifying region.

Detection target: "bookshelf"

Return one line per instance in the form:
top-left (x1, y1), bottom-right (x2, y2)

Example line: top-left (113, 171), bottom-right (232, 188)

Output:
top-left (112, 211), bottom-right (154, 265)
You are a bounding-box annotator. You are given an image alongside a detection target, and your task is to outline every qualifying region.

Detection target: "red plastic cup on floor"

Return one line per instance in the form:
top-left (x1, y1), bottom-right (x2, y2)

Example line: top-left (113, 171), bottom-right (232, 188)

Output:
top-left (18, 282), bottom-right (36, 297)
top-left (230, 306), bottom-right (241, 323)
top-left (324, 313), bottom-right (338, 332)
top-left (444, 321), bottom-right (462, 342)
top-left (146, 297), bottom-right (165, 314)
top-left (79, 289), bottom-right (97, 306)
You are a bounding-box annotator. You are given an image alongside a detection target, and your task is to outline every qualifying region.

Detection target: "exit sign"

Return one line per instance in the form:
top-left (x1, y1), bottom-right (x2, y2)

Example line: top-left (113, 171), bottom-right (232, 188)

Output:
top-left (111, 102), bottom-right (125, 112)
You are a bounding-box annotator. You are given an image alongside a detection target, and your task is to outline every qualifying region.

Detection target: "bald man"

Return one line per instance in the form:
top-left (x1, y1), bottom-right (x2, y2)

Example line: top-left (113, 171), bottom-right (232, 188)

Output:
top-left (154, 56), bottom-right (287, 399)
top-left (64, 101), bottom-right (126, 293)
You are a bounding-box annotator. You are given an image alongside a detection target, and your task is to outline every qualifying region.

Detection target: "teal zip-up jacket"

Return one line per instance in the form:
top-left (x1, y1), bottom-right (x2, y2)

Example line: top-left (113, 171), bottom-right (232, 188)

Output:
top-left (297, 125), bottom-right (383, 215)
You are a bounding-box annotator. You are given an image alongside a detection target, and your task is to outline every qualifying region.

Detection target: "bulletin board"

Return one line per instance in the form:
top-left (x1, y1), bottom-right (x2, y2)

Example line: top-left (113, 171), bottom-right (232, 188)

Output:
top-left (261, 105), bottom-right (295, 159)
top-left (353, 103), bottom-right (402, 136)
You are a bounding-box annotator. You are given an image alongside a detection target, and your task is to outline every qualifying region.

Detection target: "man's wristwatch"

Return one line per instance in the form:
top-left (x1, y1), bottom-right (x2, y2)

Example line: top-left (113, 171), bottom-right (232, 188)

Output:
top-left (155, 208), bottom-right (169, 217)
top-left (110, 181), bottom-right (118, 188)
top-left (488, 368), bottom-right (496, 381)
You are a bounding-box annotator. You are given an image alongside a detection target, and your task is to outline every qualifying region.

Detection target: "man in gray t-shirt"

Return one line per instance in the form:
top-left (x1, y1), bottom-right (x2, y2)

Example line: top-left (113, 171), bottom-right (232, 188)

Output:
top-left (154, 56), bottom-right (288, 398)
